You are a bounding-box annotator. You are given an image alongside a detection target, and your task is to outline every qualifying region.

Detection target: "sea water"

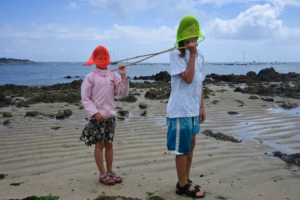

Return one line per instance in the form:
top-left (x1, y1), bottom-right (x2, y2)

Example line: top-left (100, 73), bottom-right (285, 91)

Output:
top-left (0, 62), bottom-right (300, 86)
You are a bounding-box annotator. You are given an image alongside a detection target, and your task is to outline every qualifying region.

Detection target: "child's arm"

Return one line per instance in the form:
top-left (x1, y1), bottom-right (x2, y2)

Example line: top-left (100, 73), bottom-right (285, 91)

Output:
top-left (81, 76), bottom-right (98, 119)
top-left (200, 87), bottom-right (206, 123)
top-left (179, 42), bottom-right (198, 84)
top-left (114, 65), bottom-right (129, 97)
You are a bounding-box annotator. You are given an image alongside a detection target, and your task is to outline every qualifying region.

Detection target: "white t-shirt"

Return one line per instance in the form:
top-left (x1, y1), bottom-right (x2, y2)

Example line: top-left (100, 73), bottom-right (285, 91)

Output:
top-left (166, 49), bottom-right (204, 118)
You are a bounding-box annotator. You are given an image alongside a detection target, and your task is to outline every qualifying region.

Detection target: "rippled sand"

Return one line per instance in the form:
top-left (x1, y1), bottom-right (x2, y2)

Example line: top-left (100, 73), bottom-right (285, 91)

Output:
top-left (0, 84), bottom-right (300, 200)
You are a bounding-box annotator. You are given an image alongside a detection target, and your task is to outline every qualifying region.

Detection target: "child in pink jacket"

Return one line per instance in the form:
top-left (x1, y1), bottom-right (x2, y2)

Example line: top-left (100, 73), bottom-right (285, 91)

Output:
top-left (80, 45), bottom-right (129, 185)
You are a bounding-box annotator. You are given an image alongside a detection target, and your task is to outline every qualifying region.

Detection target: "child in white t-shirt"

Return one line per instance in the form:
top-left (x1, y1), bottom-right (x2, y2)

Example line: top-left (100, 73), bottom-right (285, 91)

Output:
top-left (166, 15), bottom-right (206, 198)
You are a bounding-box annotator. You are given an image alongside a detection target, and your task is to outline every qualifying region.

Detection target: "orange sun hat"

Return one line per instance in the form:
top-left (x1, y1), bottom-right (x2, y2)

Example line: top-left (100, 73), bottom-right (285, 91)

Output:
top-left (85, 45), bottom-right (111, 67)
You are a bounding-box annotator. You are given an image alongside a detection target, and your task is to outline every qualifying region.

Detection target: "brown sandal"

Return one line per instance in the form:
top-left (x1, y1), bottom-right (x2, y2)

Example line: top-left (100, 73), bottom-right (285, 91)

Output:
top-left (108, 171), bottom-right (122, 183)
top-left (99, 173), bottom-right (115, 185)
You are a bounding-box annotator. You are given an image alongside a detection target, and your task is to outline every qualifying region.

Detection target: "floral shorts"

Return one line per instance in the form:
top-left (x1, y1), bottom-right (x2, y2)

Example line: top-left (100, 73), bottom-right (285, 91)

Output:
top-left (79, 117), bottom-right (116, 146)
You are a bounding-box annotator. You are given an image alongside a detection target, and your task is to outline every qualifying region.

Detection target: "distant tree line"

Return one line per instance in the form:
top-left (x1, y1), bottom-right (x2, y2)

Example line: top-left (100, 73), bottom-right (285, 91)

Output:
top-left (0, 57), bottom-right (36, 65)
top-left (0, 57), bottom-right (30, 62)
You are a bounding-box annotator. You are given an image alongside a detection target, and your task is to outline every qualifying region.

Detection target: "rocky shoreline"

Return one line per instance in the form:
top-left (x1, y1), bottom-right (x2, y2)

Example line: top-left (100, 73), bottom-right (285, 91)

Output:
top-left (2, 67), bottom-right (299, 107)
top-left (1, 67), bottom-right (300, 167)
top-left (0, 58), bottom-right (37, 65)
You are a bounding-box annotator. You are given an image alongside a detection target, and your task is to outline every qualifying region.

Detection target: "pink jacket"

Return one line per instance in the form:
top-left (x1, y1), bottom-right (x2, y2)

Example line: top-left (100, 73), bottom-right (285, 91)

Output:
top-left (81, 67), bottom-right (129, 119)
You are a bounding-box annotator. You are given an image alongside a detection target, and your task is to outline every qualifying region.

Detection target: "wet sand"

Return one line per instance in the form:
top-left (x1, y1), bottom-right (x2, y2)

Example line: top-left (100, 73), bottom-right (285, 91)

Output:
top-left (0, 84), bottom-right (300, 200)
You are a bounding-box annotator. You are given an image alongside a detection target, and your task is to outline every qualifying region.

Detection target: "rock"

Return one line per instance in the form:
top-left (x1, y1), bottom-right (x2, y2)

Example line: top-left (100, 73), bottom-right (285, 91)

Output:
top-left (234, 87), bottom-right (243, 92)
top-left (3, 80), bottom-right (83, 107)
top-left (95, 195), bottom-right (143, 200)
top-left (64, 76), bottom-right (72, 79)
top-left (0, 93), bottom-right (11, 107)
top-left (51, 127), bottom-right (60, 130)
top-left (210, 100), bottom-right (220, 104)
top-left (228, 111), bottom-right (239, 115)
top-left (261, 97), bottom-right (274, 102)
top-left (235, 100), bottom-right (244, 104)
top-left (133, 71), bottom-right (170, 82)
top-left (117, 95), bottom-right (137, 103)
top-left (217, 89), bottom-right (227, 93)
top-left (0, 174), bottom-right (8, 180)
top-left (257, 67), bottom-right (279, 81)
top-left (202, 129), bottom-right (240, 143)
top-left (148, 196), bottom-right (165, 200)
top-left (49, 113), bottom-right (56, 118)
top-left (249, 96), bottom-right (259, 99)
top-left (140, 110), bottom-right (147, 116)
top-left (145, 90), bottom-right (157, 100)
top-left (56, 110), bottom-right (65, 119)
top-left (3, 120), bottom-right (10, 126)
top-left (118, 110), bottom-right (129, 116)
top-left (63, 109), bottom-right (72, 116)
top-left (17, 100), bottom-right (30, 107)
top-left (273, 151), bottom-right (300, 167)
top-left (281, 102), bottom-right (298, 109)
top-left (26, 111), bottom-right (39, 117)
top-left (117, 116), bottom-right (125, 120)
top-left (3, 112), bottom-right (12, 117)
top-left (139, 102), bottom-right (148, 109)
top-left (246, 71), bottom-right (257, 79)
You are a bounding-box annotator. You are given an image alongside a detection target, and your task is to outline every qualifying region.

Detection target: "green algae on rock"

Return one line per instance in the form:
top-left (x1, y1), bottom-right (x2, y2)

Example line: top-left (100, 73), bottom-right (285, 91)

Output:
top-left (202, 129), bottom-right (240, 143)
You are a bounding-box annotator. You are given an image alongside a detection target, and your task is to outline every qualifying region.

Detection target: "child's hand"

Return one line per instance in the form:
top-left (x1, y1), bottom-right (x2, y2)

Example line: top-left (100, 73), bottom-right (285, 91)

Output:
top-left (118, 65), bottom-right (127, 80)
top-left (187, 41), bottom-right (198, 56)
top-left (199, 108), bottom-right (206, 124)
top-left (94, 112), bottom-right (104, 122)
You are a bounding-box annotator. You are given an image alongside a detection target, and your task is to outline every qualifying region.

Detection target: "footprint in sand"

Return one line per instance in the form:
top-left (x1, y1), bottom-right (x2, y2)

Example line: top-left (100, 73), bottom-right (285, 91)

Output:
top-left (88, 188), bottom-right (98, 193)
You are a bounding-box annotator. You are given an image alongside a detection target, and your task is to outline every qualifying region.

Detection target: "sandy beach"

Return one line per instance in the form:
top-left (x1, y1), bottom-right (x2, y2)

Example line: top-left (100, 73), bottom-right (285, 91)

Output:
top-left (1, 83), bottom-right (300, 200)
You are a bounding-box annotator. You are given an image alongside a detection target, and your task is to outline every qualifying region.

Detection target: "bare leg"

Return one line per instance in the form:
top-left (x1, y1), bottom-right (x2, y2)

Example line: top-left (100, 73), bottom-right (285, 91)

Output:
top-left (186, 134), bottom-right (196, 180)
top-left (176, 154), bottom-right (204, 196)
top-left (94, 142), bottom-right (106, 175)
top-left (176, 155), bottom-right (188, 187)
top-left (105, 142), bottom-right (113, 173)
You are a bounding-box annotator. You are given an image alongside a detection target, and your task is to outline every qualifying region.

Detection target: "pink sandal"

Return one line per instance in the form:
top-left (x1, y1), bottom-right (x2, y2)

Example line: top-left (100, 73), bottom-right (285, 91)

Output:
top-left (108, 171), bottom-right (122, 183)
top-left (99, 173), bottom-right (116, 185)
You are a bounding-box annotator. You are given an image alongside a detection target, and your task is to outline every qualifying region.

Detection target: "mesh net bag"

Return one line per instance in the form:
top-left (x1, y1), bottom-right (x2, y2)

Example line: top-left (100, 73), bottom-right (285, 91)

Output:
top-left (175, 15), bottom-right (205, 47)
top-left (85, 45), bottom-right (111, 67)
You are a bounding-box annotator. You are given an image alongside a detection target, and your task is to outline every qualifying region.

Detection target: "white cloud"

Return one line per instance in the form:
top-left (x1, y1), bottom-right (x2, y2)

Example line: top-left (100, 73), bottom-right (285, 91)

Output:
top-left (81, 0), bottom-right (162, 18)
top-left (196, 0), bottom-right (300, 7)
top-left (163, 0), bottom-right (209, 22)
top-left (203, 3), bottom-right (300, 40)
top-left (67, 2), bottom-right (80, 10)
top-left (0, 23), bottom-right (176, 44)
top-left (80, 0), bottom-right (210, 20)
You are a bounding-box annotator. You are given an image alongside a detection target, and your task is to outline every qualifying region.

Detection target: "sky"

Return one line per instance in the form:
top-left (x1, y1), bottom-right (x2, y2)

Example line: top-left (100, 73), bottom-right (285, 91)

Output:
top-left (0, 0), bottom-right (300, 63)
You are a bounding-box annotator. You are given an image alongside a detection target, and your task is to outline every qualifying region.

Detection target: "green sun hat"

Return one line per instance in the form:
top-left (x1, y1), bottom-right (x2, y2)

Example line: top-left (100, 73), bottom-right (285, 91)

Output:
top-left (175, 15), bottom-right (205, 47)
